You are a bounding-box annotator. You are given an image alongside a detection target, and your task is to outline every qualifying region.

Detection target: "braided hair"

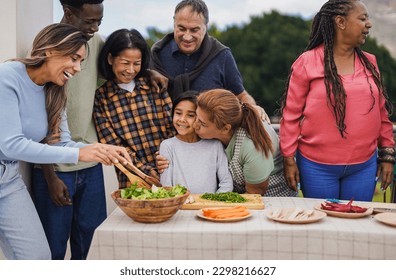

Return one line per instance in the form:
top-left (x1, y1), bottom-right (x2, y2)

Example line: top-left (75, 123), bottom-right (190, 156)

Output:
top-left (280, 0), bottom-right (393, 138)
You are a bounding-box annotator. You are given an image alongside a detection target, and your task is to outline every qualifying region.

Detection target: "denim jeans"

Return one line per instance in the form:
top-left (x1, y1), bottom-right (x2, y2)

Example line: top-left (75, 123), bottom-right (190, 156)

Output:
top-left (296, 152), bottom-right (377, 201)
top-left (32, 164), bottom-right (106, 260)
top-left (0, 161), bottom-right (51, 259)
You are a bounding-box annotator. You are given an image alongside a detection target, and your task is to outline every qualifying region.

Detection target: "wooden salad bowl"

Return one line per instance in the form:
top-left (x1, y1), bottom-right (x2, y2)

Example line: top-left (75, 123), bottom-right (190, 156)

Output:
top-left (111, 188), bottom-right (190, 223)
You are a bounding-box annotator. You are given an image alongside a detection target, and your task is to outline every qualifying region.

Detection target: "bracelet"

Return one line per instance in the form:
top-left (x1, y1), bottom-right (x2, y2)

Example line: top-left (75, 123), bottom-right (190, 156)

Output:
top-left (378, 147), bottom-right (395, 157)
top-left (378, 147), bottom-right (396, 164)
top-left (283, 155), bottom-right (295, 159)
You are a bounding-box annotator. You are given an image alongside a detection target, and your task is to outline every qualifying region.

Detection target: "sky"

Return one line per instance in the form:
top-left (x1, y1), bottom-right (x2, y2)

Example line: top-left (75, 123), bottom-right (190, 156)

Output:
top-left (53, 0), bottom-right (325, 37)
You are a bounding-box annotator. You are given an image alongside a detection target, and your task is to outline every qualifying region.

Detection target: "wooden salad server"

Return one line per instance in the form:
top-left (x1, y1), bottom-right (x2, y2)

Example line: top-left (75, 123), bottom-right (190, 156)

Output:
top-left (114, 161), bottom-right (151, 189)
top-left (124, 161), bottom-right (162, 187)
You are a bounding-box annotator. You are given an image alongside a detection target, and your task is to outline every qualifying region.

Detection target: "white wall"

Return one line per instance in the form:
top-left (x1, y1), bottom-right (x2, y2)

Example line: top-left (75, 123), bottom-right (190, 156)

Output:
top-left (0, 0), bottom-right (53, 62)
top-left (0, 1), bottom-right (17, 62)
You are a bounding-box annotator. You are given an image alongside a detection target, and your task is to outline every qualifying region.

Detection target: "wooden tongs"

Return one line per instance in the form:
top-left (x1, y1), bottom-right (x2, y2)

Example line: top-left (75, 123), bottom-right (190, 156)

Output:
top-left (125, 161), bottom-right (162, 187)
top-left (114, 161), bottom-right (162, 188)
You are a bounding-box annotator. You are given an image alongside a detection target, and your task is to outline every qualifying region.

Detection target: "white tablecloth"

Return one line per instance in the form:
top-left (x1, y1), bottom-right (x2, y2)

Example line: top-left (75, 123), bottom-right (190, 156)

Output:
top-left (87, 197), bottom-right (396, 260)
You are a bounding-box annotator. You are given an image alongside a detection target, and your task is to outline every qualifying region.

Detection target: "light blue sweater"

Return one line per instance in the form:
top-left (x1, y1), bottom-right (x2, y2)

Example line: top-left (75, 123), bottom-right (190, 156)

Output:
top-left (0, 61), bottom-right (84, 164)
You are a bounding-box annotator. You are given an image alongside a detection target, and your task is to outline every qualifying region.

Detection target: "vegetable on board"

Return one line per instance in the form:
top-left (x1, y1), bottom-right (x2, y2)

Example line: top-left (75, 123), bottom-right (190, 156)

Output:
top-left (200, 192), bottom-right (248, 203)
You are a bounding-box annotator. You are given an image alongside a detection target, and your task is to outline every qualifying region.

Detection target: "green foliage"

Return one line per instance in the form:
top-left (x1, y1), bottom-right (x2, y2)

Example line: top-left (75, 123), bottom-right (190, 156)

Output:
top-left (218, 11), bottom-right (311, 119)
top-left (146, 27), bottom-right (170, 47)
top-left (361, 38), bottom-right (396, 119)
top-left (145, 23), bottom-right (226, 47)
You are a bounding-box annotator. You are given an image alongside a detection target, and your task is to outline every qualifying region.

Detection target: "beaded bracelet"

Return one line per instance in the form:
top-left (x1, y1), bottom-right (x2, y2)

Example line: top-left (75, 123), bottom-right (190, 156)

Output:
top-left (378, 147), bottom-right (396, 164)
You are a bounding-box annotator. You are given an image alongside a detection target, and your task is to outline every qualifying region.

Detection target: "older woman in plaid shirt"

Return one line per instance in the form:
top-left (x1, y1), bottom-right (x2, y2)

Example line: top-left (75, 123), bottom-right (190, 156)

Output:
top-left (94, 28), bottom-right (176, 189)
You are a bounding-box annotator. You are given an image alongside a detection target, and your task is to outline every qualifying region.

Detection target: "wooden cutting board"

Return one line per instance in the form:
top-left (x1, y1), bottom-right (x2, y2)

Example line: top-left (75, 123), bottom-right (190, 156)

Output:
top-left (181, 194), bottom-right (265, 210)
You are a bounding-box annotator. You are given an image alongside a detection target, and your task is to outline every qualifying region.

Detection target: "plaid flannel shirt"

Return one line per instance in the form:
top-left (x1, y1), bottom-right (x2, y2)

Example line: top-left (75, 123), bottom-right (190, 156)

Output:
top-left (93, 77), bottom-right (176, 188)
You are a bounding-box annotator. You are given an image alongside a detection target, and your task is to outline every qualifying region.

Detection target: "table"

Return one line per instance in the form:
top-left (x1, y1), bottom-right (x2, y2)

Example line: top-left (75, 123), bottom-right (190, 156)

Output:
top-left (87, 197), bottom-right (396, 260)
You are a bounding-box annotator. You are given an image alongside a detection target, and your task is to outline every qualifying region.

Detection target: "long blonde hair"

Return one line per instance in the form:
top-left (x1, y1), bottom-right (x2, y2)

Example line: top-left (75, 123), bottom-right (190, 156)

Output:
top-left (197, 89), bottom-right (273, 157)
top-left (15, 23), bottom-right (88, 144)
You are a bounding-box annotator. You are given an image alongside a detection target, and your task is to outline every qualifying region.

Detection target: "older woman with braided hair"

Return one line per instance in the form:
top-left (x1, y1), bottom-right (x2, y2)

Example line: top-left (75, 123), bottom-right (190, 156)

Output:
top-left (279, 0), bottom-right (394, 201)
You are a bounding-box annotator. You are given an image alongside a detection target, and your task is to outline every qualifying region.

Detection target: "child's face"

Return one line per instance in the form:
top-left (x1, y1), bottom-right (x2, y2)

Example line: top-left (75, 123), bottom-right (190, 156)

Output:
top-left (173, 100), bottom-right (197, 136)
top-left (107, 48), bottom-right (142, 84)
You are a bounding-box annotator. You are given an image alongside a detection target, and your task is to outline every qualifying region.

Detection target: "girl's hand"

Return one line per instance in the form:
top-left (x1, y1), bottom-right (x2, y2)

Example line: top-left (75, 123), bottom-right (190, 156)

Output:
top-left (149, 169), bottom-right (160, 180)
top-left (155, 152), bottom-right (169, 174)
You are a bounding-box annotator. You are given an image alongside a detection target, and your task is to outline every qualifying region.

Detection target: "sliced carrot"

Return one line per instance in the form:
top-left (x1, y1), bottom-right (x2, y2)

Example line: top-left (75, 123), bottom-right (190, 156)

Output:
top-left (203, 209), bottom-right (246, 216)
top-left (202, 206), bottom-right (249, 218)
top-left (212, 209), bottom-right (247, 216)
top-left (215, 211), bottom-right (250, 219)
top-left (203, 209), bottom-right (245, 216)
top-left (203, 206), bottom-right (247, 213)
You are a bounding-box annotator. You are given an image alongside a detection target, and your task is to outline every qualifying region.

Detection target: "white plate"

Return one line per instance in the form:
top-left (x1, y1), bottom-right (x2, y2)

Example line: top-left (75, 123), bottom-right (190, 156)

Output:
top-left (372, 207), bottom-right (396, 214)
top-left (314, 205), bottom-right (373, 218)
top-left (196, 208), bottom-right (252, 222)
top-left (266, 208), bottom-right (326, 224)
top-left (374, 212), bottom-right (396, 227)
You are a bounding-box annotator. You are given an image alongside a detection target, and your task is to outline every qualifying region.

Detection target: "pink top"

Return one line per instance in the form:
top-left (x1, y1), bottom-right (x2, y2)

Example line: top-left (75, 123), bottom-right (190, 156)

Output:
top-left (280, 45), bottom-right (394, 164)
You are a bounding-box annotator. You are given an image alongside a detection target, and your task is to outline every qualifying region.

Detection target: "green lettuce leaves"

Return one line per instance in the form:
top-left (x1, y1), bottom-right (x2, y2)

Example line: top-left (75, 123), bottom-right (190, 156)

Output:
top-left (120, 183), bottom-right (187, 200)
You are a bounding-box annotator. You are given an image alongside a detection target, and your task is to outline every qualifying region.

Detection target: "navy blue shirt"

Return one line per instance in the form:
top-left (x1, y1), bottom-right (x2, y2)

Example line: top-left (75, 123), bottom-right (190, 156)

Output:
top-left (159, 39), bottom-right (245, 98)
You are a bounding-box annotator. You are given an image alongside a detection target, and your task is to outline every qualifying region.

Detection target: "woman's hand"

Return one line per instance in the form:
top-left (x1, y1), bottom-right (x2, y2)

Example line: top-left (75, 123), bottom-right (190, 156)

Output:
top-left (377, 162), bottom-right (394, 191)
top-left (283, 156), bottom-right (299, 192)
top-left (79, 143), bottom-right (132, 166)
top-left (245, 180), bottom-right (269, 196)
top-left (148, 69), bottom-right (168, 93)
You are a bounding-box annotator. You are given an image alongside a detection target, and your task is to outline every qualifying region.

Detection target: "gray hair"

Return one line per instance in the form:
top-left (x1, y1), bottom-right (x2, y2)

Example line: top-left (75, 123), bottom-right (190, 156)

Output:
top-left (174, 0), bottom-right (209, 25)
